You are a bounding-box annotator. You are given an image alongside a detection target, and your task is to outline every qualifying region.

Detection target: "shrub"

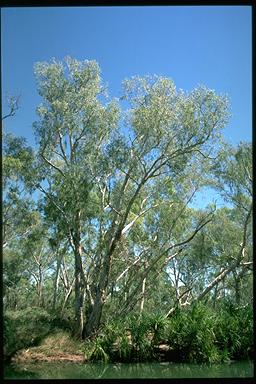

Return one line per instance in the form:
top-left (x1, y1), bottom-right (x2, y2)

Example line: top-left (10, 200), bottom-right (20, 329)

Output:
top-left (4, 307), bottom-right (52, 359)
top-left (166, 303), bottom-right (221, 363)
top-left (83, 303), bottom-right (253, 364)
top-left (166, 302), bottom-right (253, 363)
top-left (214, 304), bottom-right (253, 360)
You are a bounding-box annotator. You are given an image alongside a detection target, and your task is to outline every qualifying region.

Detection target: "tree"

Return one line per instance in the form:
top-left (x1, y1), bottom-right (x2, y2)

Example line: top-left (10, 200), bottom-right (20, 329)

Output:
top-left (3, 133), bottom-right (36, 249)
top-left (32, 57), bottom-right (230, 338)
top-left (207, 142), bottom-right (253, 305)
top-left (33, 57), bottom-right (119, 338)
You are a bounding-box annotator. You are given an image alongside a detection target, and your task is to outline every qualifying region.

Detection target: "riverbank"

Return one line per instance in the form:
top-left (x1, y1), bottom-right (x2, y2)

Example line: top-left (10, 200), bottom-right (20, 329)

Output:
top-left (5, 304), bottom-right (253, 366)
top-left (11, 330), bottom-right (173, 365)
top-left (11, 330), bottom-right (86, 364)
top-left (11, 342), bottom-right (174, 364)
top-left (12, 349), bottom-right (85, 363)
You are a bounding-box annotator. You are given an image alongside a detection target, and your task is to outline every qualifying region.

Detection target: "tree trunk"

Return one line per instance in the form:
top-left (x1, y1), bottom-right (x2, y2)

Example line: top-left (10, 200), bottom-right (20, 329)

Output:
top-left (74, 243), bottom-right (85, 339)
top-left (52, 254), bottom-right (62, 311)
top-left (61, 278), bottom-right (75, 315)
top-left (72, 211), bottom-right (85, 340)
top-left (139, 277), bottom-right (146, 316)
top-left (83, 290), bottom-right (104, 338)
top-left (212, 283), bottom-right (219, 308)
top-left (38, 264), bottom-right (44, 307)
top-left (84, 233), bottom-right (117, 337)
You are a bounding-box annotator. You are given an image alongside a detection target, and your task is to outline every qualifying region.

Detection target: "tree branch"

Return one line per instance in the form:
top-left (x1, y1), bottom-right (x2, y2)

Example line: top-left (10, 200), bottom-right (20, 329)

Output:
top-left (40, 153), bottom-right (66, 178)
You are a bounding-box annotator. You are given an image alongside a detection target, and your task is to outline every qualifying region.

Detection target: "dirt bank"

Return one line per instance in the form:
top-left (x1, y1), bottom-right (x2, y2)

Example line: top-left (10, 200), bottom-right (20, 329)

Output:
top-left (12, 348), bottom-right (86, 363)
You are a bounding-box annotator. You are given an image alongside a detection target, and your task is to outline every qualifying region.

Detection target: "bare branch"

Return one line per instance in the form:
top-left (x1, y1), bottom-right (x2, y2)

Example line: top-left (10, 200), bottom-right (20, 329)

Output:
top-left (2, 95), bottom-right (20, 120)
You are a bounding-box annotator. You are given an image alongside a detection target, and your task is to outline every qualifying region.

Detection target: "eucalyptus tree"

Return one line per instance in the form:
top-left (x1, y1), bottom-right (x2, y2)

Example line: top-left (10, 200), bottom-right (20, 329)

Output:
top-left (33, 57), bottom-right (119, 338)
top-left (33, 57), bottom-right (229, 338)
top-left (169, 142), bottom-right (253, 311)
top-left (2, 94), bottom-right (20, 121)
top-left (82, 76), bottom-right (228, 336)
top-left (2, 132), bottom-right (42, 311)
top-left (165, 142), bottom-right (252, 312)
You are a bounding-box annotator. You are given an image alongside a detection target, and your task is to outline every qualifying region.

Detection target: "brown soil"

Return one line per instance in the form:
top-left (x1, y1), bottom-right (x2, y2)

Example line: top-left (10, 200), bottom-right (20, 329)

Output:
top-left (12, 349), bottom-right (86, 363)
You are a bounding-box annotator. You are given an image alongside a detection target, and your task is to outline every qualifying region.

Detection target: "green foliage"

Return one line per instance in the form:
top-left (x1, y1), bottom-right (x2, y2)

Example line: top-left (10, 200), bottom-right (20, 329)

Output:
top-left (4, 308), bottom-right (52, 359)
top-left (214, 303), bottom-right (253, 360)
top-left (87, 337), bottom-right (110, 363)
top-left (166, 303), bottom-right (253, 363)
top-left (127, 314), bottom-right (154, 361)
top-left (85, 313), bottom-right (169, 363)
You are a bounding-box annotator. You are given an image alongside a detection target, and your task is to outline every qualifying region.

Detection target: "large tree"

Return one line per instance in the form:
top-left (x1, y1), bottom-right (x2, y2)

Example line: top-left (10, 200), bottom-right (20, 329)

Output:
top-left (32, 57), bottom-right (230, 338)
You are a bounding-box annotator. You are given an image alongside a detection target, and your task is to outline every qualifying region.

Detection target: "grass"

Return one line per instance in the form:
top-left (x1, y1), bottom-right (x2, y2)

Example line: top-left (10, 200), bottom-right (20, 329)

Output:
top-left (35, 330), bottom-right (84, 355)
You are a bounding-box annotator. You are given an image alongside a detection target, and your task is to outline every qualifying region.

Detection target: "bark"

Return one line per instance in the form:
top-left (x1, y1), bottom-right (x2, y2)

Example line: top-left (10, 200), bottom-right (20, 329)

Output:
top-left (61, 278), bottom-right (75, 315)
top-left (74, 239), bottom-right (85, 339)
top-left (139, 277), bottom-right (146, 316)
top-left (38, 264), bottom-right (44, 307)
top-left (83, 290), bottom-right (104, 338)
top-left (212, 283), bottom-right (219, 308)
top-left (233, 267), bottom-right (248, 306)
top-left (71, 211), bottom-right (86, 340)
top-left (83, 249), bottom-right (111, 337)
top-left (52, 254), bottom-right (62, 311)
top-left (234, 275), bottom-right (241, 306)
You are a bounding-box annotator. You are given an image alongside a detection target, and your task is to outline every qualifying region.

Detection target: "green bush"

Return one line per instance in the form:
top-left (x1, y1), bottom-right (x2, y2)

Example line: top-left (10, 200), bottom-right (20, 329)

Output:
top-left (166, 302), bottom-right (253, 363)
top-left (214, 304), bottom-right (253, 360)
top-left (4, 307), bottom-right (52, 359)
top-left (167, 304), bottom-right (222, 363)
top-left (84, 303), bottom-right (253, 364)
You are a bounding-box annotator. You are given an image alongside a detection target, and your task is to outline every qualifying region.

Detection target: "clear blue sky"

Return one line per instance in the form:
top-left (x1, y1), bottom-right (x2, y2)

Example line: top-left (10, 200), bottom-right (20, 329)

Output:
top-left (2, 5), bottom-right (252, 149)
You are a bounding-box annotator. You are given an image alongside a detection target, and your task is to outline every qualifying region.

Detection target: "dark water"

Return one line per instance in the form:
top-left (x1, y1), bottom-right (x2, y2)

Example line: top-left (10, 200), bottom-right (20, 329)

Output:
top-left (4, 360), bottom-right (253, 379)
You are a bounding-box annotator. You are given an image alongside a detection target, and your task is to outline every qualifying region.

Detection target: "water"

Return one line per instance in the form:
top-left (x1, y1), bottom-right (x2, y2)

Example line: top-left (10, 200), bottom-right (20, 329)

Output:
top-left (4, 360), bottom-right (253, 379)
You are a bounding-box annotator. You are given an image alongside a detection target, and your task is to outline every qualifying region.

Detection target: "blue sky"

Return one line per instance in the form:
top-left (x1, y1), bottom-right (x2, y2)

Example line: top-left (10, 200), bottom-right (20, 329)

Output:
top-left (2, 5), bottom-right (251, 147)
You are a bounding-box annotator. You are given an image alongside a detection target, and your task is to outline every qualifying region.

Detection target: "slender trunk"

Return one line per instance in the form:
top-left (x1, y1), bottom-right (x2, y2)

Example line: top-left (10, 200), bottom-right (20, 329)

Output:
top-left (84, 232), bottom-right (117, 337)
top-left (212, 283), bottom-right (219, 308)
top-left (235, 277), bottom-right (241, 305)
top-left (139, 277), bottom-right (146, 316)
top-left (72, 211), bottom-right (85, 339)
top-left (52, 254), bottom-right (62, 311)
top-left (233, 269), bottom-right (246, 306)
top-left (61, 278), bottom-right (75, 315)
top-left (74, 242), bottom-right (84, 339)
top-left (38, 264), bottom-right (44, 307)
top-left (83, 256), bottom-right (109, 337)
